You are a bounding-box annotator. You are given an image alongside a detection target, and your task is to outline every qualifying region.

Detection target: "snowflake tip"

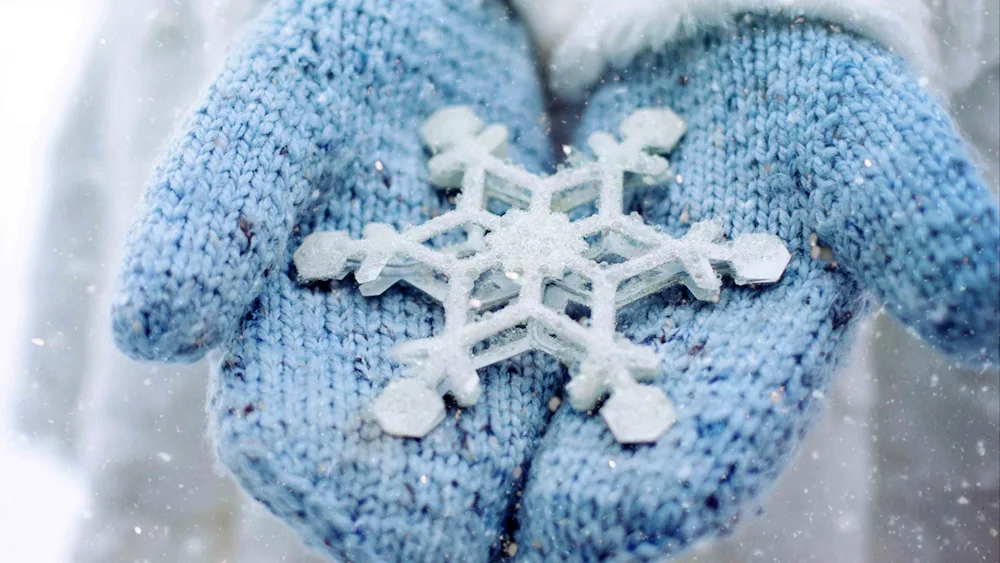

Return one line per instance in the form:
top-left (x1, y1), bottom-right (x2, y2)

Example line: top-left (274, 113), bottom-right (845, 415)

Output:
top-left (293, 232), bottom-right (354, 282)
top-left (427, 124), bottom-right (509, 188)
top-left (601, 385), bottom-right (677, 444)
top-left (619, 108), bottom-right (687, 154)
top-left (372, 378), bottom-right (446, 438)
top-left (728, 233), bottom-right (793, 285)
top-left (420, 106), bottom-right (483, 152)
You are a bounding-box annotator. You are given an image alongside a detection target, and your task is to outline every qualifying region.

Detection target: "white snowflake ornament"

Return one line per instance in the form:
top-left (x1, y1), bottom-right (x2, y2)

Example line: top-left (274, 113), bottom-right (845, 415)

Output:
top-left (294, 106), bottom-right (791, 444)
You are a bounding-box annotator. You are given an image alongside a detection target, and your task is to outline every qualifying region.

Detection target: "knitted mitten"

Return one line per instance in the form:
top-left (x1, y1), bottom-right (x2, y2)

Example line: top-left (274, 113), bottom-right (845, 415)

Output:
top-left (515, 15), bottom-right (1000, 561)
top-left (111, 1), bottom-right (551, 560)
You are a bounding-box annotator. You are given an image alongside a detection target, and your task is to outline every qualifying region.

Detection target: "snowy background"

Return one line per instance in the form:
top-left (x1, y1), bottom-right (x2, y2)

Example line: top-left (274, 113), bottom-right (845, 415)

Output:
top-left (0, 1), bottom-right (104, 560)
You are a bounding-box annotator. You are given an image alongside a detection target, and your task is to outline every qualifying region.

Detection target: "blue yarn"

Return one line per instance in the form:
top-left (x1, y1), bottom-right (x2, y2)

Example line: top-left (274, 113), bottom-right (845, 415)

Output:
top-left (110, 4), bottom-right (1000, 562)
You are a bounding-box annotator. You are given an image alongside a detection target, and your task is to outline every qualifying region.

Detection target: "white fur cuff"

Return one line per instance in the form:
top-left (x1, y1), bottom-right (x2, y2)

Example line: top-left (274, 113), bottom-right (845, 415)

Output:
top-left (514, 0), bottom-right (939, 100)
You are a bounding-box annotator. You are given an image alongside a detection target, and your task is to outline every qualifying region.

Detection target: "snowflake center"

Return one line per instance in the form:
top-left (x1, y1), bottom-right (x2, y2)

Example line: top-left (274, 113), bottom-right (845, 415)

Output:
top-left (485, 209), bottom-right (586, 278)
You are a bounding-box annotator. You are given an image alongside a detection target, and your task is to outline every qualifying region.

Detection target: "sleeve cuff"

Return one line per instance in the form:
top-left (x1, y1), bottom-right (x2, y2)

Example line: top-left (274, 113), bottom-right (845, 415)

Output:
top-left (540, 0), bottom-right (939, 100)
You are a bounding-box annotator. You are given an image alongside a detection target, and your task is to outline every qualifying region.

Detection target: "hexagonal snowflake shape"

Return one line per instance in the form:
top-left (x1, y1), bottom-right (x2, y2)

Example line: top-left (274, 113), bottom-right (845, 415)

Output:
top-left (294, 106), bottom-right (791, 444)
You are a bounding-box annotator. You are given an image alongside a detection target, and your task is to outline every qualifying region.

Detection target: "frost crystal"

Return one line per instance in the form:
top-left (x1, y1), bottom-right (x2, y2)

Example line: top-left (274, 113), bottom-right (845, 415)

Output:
top-left (294, 107), bottom-right (791, 443)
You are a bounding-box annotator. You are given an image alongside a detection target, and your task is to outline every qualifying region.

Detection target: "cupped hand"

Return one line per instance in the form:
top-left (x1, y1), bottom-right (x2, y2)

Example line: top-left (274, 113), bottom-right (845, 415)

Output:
top-left (112, 1), bottom-right (557, 561)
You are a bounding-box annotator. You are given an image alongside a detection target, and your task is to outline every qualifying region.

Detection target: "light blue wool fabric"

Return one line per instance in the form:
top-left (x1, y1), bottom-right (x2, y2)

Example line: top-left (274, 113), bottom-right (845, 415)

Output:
top-left (110, 3), bottom-right (1000, 562)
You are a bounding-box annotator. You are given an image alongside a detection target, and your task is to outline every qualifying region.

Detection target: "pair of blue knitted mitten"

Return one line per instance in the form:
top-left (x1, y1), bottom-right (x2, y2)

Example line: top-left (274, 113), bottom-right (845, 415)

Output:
top-left (112, 1), bottom-right (1000, 561)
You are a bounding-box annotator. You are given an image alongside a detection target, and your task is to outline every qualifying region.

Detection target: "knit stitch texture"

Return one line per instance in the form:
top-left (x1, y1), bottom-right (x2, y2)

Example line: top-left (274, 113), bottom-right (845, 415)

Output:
top-left (111, 4), bottom-right (1000, 562)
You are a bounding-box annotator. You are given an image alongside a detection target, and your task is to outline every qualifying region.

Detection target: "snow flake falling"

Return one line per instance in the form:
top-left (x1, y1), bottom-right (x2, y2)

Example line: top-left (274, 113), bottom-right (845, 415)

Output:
top-left (293, 106), bottom-right (791, 443)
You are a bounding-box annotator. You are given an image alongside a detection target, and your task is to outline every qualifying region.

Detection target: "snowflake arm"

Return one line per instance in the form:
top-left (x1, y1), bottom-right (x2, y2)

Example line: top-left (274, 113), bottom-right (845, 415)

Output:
top-left (293, 106), bottom-right (791, 444)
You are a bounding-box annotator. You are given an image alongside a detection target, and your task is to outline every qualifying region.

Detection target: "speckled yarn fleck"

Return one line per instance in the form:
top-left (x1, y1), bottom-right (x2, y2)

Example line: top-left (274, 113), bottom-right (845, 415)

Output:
top-left (514, 15), bottom-right (999, 562)
top-left (111, 4), bottom-right (1000, 562)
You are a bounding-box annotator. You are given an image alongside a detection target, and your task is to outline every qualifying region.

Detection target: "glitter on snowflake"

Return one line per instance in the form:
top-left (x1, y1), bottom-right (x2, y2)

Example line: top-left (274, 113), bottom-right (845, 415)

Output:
top-left (294, 106), bottom-right (791, 443)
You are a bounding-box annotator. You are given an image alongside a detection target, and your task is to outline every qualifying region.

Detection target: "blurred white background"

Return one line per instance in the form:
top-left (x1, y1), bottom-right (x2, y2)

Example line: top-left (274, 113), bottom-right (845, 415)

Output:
top-left (0, 1), bottom-right (105, 560)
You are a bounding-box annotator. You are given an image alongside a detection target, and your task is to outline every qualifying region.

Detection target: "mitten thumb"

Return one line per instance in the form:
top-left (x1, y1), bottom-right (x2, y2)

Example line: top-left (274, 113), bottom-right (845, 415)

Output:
top-left (805, 53), bottom-right (1000, 364)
